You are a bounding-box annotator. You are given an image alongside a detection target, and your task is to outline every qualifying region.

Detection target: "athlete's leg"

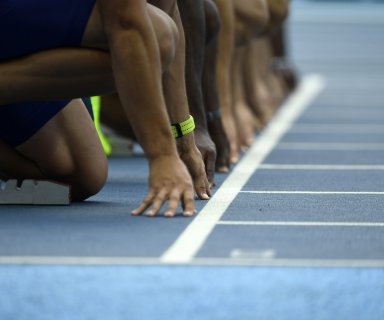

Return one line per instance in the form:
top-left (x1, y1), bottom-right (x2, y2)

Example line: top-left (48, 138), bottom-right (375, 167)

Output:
top-left (0, 1), bottom-right (199, 214)
top-left (0, 49), bottom-right (114, 105)
top-left (0, 99), bottom-right (107, 201)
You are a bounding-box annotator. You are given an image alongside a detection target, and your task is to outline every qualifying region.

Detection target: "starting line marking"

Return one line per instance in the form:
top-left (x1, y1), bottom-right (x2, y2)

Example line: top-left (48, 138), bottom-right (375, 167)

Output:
top-left (160, 74), bottom-right (326, 264)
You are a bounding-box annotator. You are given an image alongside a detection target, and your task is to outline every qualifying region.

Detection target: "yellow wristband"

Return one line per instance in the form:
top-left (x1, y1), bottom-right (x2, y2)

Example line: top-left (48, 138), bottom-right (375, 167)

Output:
top-left (171, 115), bottom-right (195, 139)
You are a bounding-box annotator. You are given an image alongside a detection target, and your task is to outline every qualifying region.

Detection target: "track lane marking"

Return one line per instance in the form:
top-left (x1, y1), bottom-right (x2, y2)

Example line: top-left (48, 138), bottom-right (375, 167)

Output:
top-left (160, 74), bottom-right (326, 263)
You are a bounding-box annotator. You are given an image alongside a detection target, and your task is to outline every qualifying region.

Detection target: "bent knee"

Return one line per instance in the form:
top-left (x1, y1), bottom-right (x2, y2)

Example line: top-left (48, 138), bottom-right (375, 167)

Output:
top-left (39, 150), bottom-right (108, 201)
top-left (71, 172), bottom-right (107, 201)
top-left (70, 156), bottom-right (108, 201)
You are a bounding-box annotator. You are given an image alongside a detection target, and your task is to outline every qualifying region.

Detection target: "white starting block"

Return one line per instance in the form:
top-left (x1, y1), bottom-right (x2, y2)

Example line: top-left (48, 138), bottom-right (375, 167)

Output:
top-left (0, 180), bottom-right (70, 205)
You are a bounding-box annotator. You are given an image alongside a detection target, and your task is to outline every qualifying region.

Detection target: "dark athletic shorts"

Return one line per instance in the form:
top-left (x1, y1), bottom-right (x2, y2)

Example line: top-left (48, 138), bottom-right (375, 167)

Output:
top-left (0, 0), bottom-right (95, 147)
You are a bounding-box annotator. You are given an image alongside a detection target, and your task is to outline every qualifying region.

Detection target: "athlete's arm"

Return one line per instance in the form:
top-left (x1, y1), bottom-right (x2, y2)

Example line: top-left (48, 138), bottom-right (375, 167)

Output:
top-left (97, 0), bottom-right (195, 217)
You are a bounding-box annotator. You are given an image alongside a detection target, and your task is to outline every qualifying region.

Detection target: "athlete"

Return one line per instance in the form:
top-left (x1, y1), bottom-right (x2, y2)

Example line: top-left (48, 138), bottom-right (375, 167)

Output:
top-left (88, 0), bottom-right (229, 182)
top-left (0, 0), bottom-right (210, 217)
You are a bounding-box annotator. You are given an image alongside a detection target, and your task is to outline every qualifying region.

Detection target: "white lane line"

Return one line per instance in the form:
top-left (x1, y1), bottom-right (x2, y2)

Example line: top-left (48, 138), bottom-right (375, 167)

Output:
top-left (277, 142), bottom-right (384, 150)
top-left (290, 124), bottom-right (384, 134)
top-left (160, 74), bottom-right (326, 264)
top-left (259, 164), bottom-right (384, 170)
top-left (217, 221), bottom-right (384, 227)
top-left (240, 191), bottom-right (384, 195)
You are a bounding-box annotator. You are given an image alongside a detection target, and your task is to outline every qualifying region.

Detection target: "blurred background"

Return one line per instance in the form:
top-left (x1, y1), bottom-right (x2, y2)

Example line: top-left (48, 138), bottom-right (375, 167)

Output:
top-left (288, 0), bottom-right (384, 98)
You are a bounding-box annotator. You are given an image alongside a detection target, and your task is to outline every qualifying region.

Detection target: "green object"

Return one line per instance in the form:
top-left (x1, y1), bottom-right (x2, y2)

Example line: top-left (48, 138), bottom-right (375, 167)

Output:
top-left (91, 96), bottom-right (112, 156)
top-left (171, 115), bottom-right (195, 139)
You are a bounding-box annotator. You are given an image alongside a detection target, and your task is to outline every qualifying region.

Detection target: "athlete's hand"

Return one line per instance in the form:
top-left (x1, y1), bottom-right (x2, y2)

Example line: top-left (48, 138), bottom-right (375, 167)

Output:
top-left (132, 155), bottom-right (195, 218)
top-left (208, 115), bottom-right (230, 173)
top-left (177, 134), bottom-right (211, 200)
top-left (193, 128), bottom-right (217, 187)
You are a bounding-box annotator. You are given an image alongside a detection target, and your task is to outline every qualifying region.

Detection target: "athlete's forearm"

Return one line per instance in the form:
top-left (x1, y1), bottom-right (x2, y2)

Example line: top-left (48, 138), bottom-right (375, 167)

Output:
top-left (99, 0), bottom-right (177, 160)
top-left (177, 0), bottom-right (208, 131)
top-left (212, 0), bottom-right (235, 116)
top-left (160, 3), bottom-right (190, 125)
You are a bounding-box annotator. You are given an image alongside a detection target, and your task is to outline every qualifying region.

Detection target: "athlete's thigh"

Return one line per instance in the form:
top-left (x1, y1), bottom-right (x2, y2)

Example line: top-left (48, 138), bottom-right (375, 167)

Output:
top-left (16, 99), bottom-right (107, 179)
